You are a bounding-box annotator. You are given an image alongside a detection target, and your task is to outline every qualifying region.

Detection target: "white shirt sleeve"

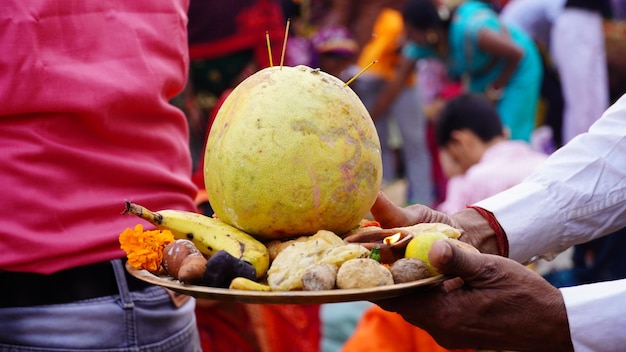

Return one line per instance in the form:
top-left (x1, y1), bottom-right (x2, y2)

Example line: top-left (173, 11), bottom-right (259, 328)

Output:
top-left (560, 279), bottom-right (626, 351)
top-left (475, 94), bottom-right (626, 352)
top-left (476, 94), bottom-right (626, 264)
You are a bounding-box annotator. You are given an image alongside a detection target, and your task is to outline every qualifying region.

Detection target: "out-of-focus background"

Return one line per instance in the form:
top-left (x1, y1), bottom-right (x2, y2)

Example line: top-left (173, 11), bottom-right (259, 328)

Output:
top-left (173, 1), bottom-right (626, 351)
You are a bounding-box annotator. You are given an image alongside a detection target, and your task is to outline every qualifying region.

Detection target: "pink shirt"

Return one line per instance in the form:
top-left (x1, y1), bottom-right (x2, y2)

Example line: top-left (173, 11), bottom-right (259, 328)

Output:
top-left (1, 1), bottom-right (197, 274)
top-left (437, 141), bottom-right (547, 214)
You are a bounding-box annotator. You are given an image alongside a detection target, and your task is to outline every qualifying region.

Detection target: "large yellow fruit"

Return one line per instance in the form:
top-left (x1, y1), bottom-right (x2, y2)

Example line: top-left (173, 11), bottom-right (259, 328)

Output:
top-left (204, 65), bottom-right (382, 241)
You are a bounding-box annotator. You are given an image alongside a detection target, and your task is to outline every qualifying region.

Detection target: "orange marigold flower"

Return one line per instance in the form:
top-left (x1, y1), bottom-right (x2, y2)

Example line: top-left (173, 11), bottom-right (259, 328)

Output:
top-left (359, 219), bottom-right (381, 228)
top-left (119, 224), bottom-right (174, 273)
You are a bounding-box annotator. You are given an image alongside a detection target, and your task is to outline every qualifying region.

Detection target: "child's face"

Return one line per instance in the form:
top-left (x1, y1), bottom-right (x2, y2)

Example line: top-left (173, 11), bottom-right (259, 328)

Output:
top-left (438, 148), bottom-right (463, 178)
top-left (441, 129), bottom-right (480, 174)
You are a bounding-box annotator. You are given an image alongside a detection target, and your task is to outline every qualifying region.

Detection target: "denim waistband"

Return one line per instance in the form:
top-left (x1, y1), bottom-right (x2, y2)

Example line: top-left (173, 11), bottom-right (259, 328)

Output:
top-left (0, 259), bottom-right (151, 307)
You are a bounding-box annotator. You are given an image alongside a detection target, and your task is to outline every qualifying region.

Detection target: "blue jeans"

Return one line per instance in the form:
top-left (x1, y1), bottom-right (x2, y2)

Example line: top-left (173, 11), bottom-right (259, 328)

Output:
top-left (0, 260), bottom-right (201, 352)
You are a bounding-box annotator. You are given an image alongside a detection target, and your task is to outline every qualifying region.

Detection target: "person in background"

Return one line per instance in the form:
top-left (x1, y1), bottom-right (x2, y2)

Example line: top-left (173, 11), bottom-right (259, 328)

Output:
top-left (499, 0), bottom-right (613, 149)
top-left (499, 0), bottom-right (565, 59)
top-left (0, 1), bottom-right (201, 351)
top-left (282, 0), bottom-right (358, 79)
top-left (369, 93), bottom-right (626, 351)
top-left (351, 7), bottom-right (435, 206)
top-left (323, 0), bottom-right (409, 55)
top-left (310, 25), bottom-right (360, 78)
top-left (499, 0), bottom-right (566, 151)
top-left (434, 93), bottom-right (547, 214)
top-left (550, 0), bottom-right (611, 145)
top-left (400, 0), bottom-right (543, 142)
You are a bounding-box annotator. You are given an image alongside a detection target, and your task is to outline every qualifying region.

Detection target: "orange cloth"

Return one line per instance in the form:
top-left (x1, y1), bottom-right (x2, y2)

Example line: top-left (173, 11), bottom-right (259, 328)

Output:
top-left (195, 301), bottom-right (321, 352)
top-left (357, 8), bottom-right (403, 80)
top-left (247, 304), bottom-right (321, 352)
top-left (195, 301), bottom-right (260, 352)
top-left (356, 8), bottom-right (414, 85)
top-left (342, 305), bottom-right (472, 352)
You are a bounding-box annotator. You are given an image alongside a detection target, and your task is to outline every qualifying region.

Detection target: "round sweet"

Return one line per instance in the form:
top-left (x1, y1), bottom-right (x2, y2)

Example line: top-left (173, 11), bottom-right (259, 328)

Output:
top-left (390, 257), bottom-right (431, 283)
top-left (336, 258), bottom-right (394, 289)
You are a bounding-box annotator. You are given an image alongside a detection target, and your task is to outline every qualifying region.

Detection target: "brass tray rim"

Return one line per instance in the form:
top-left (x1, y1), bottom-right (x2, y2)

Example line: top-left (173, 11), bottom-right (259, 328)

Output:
top-left (126, 262), bottom-right (445, 304)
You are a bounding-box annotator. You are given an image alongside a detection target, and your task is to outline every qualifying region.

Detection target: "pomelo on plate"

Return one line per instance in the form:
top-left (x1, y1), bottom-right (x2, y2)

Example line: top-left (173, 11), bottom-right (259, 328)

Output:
top-left (204, 65), bottom-right (382, 240)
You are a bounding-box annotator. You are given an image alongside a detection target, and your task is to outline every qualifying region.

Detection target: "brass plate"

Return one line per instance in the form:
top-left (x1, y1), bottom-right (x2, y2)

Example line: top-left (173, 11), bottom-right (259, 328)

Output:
top-left (126, 263), bottom-right (445, 305)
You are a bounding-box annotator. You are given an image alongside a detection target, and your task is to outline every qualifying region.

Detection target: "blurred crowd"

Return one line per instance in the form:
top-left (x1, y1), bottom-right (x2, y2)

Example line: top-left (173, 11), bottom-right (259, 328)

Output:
top-left (3, 0), bottom-right (624, 351)
top-left (176, 0), bottom-right (626, 351)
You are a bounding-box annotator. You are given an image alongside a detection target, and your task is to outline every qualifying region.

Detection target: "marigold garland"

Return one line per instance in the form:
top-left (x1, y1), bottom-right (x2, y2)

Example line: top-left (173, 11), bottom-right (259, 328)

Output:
top-left (119, 224), bottom-right (174, 273)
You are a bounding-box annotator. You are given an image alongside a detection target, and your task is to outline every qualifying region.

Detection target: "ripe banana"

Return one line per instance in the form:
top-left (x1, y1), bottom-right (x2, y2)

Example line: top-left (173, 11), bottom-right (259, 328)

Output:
top-left (122, 201), bottom-right (270, 279)
top-left (229, 277), bottom-right (271, 291)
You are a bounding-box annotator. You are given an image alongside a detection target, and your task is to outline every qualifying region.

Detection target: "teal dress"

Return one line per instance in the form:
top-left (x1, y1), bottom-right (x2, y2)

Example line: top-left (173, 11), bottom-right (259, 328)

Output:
top-left (404, 0), bottom-right (542, 142)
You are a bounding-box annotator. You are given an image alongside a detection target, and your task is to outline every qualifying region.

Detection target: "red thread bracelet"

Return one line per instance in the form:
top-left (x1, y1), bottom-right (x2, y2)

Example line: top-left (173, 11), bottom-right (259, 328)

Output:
top-left (466, 205), bottom-right (509, 258)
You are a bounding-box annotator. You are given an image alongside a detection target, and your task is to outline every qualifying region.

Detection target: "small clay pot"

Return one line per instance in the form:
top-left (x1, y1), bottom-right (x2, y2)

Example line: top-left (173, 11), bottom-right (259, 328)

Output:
top-left (343, 228), bottom-right (414, 264)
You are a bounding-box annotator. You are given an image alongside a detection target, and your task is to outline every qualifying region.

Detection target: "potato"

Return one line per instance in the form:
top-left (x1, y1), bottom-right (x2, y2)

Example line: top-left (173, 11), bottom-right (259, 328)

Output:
top-left (177, 255), bottom-right (208, 284)
top-left (301, 263), bottom-right (338, 291)
top-left (390, 257), bottom-right (430, 283)
top-left (162, 239), bottom-right (202, 277)
top-left (336, 258), bottom-right (393, 289)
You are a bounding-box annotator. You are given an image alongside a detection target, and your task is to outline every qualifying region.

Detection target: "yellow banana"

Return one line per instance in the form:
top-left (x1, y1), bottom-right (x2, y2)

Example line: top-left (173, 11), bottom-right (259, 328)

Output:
top-left (122, 201), bottom-right (270, 279)
top-left (229, 277), bottom-right (272, 291)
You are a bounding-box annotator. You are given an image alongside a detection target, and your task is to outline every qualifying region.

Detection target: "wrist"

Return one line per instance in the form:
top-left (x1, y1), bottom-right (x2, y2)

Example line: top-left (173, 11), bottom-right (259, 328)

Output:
top-left (450, 207), bottom-right (506, 256)
top-left (467, 205), bottom-right (509, 257)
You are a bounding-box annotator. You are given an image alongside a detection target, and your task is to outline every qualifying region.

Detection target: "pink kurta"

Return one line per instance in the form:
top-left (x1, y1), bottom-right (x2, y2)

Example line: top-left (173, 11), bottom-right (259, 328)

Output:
top-left (0, 0), bottom-right (197, 274)
top-left (437, 141), bottom-right (547, 214)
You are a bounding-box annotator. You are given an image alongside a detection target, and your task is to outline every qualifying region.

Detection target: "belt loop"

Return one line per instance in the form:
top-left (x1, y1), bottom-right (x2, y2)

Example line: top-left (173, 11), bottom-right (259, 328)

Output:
top-left (111, 259), bottom-right (134, 309)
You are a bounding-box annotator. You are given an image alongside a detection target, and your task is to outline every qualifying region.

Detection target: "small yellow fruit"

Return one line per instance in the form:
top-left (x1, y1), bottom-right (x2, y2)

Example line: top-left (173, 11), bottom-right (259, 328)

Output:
top-left (404, 232), bottom-right (449, 276)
